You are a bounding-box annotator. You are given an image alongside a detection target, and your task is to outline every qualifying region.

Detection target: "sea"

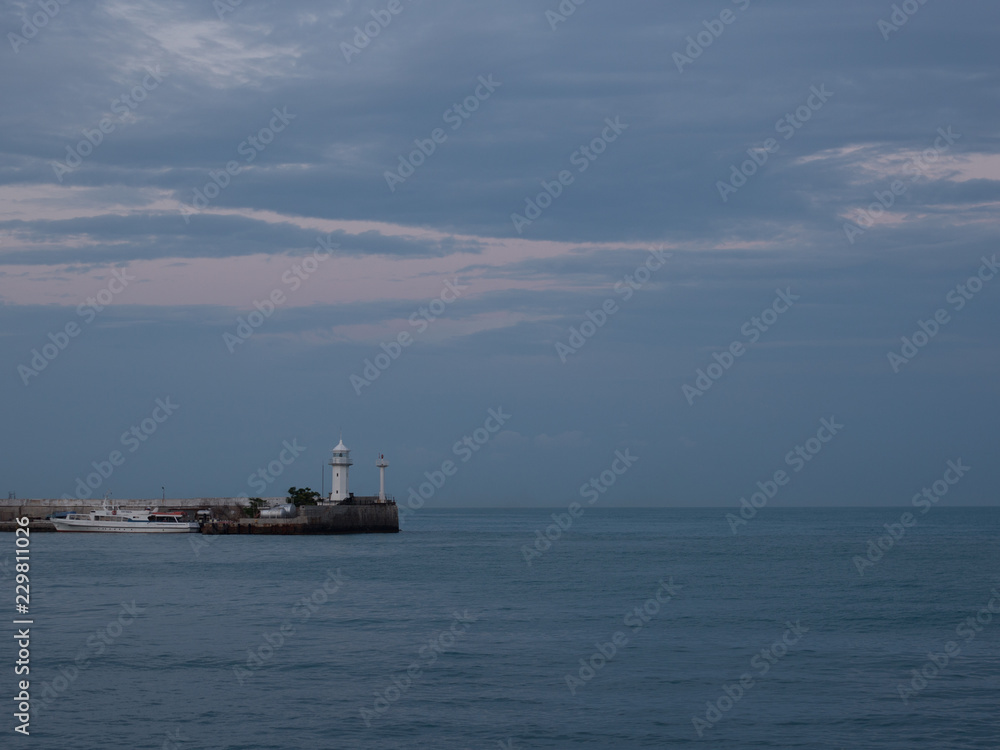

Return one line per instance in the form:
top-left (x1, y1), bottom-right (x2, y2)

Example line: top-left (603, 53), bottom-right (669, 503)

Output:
top-left (13, 508), bottom-right (1000, 749)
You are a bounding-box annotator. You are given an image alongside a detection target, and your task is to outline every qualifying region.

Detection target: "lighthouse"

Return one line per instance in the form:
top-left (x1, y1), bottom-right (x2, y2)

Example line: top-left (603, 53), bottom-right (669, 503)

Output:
top-left (329, 438), bottom-right (353, 502)
top-left (376, 454), bottom-right (389, 502)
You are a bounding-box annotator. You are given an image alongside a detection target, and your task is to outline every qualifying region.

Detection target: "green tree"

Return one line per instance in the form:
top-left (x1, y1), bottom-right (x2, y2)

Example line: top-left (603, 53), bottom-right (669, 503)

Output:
top-left (287, 486), bottom-right (321, 506)
top-left (242, 497), bottom-right (266, 517)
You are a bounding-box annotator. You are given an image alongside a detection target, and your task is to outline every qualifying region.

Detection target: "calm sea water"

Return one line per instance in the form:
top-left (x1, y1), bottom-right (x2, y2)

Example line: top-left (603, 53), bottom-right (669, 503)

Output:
top-left (14, 508), bottom-right (1000, 749)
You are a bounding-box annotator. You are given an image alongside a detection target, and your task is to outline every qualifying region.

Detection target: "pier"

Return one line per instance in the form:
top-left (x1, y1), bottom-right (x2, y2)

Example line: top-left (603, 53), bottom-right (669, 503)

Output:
top-left (201, 501), bottom-right (398, 534)
top-left (1, 436), bottom-right (399, 534)
top-left (0, 497), bottom-right (398, 534)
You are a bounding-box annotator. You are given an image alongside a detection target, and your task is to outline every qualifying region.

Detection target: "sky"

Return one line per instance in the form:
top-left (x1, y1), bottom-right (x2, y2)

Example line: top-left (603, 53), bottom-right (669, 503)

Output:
top-left (1, 0), bottom-right (998, 508)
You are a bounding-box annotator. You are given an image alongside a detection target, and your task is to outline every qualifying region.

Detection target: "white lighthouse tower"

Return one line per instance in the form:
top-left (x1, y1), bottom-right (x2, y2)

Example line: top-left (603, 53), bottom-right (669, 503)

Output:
top-left (329, 438), bottom-right (352, 503)
top-left (376, 454), bottom-right (389, 502)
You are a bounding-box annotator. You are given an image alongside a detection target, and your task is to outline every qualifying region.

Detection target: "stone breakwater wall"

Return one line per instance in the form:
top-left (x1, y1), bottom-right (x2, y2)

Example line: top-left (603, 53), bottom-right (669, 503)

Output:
top-left (0, 497), bottom-right (274, 522)
top-left (0, 498), bottom-right (399, 534)
top-left (200, 503), bottom-right (399, 534)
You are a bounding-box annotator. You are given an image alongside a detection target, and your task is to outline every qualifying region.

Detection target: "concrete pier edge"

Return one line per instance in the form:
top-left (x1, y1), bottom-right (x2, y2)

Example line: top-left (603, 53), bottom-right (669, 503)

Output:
top-left (0, 497), bottom-right (399, 534)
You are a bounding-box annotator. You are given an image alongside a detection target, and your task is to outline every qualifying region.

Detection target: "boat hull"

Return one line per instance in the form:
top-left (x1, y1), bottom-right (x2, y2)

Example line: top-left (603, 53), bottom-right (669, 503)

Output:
top-left (51, 519), bottom-right (200, 533)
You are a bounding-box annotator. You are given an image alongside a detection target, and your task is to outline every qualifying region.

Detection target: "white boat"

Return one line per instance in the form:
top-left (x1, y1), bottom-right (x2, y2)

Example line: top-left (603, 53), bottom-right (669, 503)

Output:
top-left (51, 498), bottom-right (200, 533)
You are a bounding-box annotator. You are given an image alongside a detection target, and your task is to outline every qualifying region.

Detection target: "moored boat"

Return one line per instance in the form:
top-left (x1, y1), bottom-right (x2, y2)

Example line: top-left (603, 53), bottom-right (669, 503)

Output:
top-left (51, 497), bottom-right (199, 533)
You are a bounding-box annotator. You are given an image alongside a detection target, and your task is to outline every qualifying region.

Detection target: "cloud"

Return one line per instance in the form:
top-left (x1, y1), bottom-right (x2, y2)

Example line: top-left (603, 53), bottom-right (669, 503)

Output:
top-left (0, 212), bottom-right (483, 264)
top-left (2, 0), bottom-right (999, 505)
